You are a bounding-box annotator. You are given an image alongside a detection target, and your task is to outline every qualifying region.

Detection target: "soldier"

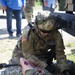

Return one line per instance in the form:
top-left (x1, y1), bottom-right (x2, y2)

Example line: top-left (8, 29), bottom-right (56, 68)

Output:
top-left (9, 12), bottom-right (72, 75)
top-left (0, 12), bottom-right (72, 75)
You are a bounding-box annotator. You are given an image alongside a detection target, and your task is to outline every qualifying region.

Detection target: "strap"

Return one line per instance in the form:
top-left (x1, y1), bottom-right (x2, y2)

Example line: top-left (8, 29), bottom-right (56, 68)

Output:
top-left (28, 23), bottom-right (34, 30)
top-left (27, 23), bottom-right (35, 40)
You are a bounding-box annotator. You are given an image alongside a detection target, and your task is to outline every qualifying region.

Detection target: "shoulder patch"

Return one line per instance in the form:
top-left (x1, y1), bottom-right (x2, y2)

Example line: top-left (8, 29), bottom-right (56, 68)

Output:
top-left (22, 25), bottom-right (30, 36)
top-left (22, 25), bottom-right (31, 42)
top-left (22, 37), bottom-right (27, 42)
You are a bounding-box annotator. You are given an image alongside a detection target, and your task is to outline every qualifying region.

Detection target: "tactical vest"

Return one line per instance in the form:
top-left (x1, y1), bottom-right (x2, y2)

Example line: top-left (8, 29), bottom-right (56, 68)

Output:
top-left (27, 23), bottom-right (56, 66)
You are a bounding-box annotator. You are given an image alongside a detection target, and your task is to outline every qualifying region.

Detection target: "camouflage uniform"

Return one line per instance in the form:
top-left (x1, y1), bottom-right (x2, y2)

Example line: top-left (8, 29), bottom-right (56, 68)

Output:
top-left (0, 13), bottom-right (69, 75)
top-left (24, 0), bottom-right (36, 22)
top-left (0, 66), bottom-right (51, 75)
top-left (0, 66), bottom-right (22, 75)
top-left (25, 68), bottom-right (51, 75)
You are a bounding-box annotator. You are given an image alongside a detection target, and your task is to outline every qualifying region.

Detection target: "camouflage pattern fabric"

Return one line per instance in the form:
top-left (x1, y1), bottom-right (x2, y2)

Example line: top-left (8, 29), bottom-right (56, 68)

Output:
top-left (0, 66), bottom-right (22, 75)
top-left (24, 0), bottom-right (36, 22)
top-left (25, 68), bottom-right (52, 75)
top-left (35, 12), bottom-right (57, 31)
top-left (0, 66), bottom-right (52, 75)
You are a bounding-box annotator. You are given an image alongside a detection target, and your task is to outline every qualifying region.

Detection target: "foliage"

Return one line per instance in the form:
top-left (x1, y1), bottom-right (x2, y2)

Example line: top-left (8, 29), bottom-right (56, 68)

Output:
top-left (67, 54), bottom-right (75, 63)
top-left (66, 43), bottom-right (72, 47)
top-left (35, 0), bottom-right (42, 6)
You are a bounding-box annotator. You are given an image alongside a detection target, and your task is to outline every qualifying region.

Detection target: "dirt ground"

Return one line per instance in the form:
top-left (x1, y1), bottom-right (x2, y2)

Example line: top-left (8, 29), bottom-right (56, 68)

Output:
top-left (0, 37), bottom-right (18, 63)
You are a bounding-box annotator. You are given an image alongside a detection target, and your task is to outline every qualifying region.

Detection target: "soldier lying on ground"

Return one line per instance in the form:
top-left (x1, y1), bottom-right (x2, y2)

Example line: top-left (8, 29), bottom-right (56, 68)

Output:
top-left (20, 57), bottom-right (75, 75)
top-left (0, 57), bottom-right (52, 75)
top-left (0, 12), bottom-right (74, 75)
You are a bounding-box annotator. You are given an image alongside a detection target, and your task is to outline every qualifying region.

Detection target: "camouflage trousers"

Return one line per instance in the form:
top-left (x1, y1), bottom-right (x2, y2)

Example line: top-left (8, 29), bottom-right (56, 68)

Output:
top-left (24, 0), bottom-right (36, 22)
top-left (24, 6), bottom-right (33, 22)
top-left (0, 66), bottom-right (52, 75)
top-left (0, 66), bottom-right (22, 75)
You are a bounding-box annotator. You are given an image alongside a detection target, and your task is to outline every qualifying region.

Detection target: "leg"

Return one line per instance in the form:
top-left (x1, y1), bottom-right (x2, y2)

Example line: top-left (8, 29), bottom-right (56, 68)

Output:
top-left (14, 10), bottom-right (22, 36)
top-left (24, 0), bottom-right (36, 22)
top-left (9, 36), bottom-right (23, 64)
top-left (6, 7), bottom-right (13, 35)
top-left (24, 6), bottom-right (33, 22)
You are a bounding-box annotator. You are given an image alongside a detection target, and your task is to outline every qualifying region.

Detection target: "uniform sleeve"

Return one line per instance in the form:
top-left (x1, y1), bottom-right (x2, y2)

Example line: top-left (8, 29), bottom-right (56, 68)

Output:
top-left (9, 36), bottom-right (23, 64)
top-left (22, 36), bottom-right (47, 68)
top-left (22, 26), bottom-right (47, 68)
top-left (54, 31), bottom-right (69, 72)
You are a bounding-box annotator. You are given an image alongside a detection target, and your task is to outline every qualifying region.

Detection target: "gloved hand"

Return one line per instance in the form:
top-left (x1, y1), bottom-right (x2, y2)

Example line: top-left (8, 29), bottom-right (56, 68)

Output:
top-left (20, 58), bottom-right (33, 75)
top-left (62, 69), bottom-right (73, 75)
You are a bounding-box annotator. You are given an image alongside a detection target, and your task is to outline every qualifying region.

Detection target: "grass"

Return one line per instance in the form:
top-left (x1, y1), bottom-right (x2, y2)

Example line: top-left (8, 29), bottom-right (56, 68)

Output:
top-left (67, 54), bottom-right (75, 63)
top-left (65, 43), bottom-right (75, 63)
top-left (66, 43), bottom-right (72, 47)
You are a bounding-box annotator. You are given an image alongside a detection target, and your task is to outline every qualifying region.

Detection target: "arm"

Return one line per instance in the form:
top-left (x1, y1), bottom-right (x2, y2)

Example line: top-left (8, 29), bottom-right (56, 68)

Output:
top-left (0, 0), bottom-right (7, 10)
top-left (22, 27), bottom-right (47, 68)
top-left (22, 0), bottom-right (26, 10)
top-left (52, 0), bottom-right (56, 8)
top-left (22, 37), bottom-right (47, 68)
top-left (20, 58), bottom-right (33, 75)
top-left (43, 0), bottom-right (48, 7)
top-left (20, 57), bottom-right (51, 75)
top-left (0, 0), bottom-right (6, 6)
top-left (54, 31), bottom-right (69, 72)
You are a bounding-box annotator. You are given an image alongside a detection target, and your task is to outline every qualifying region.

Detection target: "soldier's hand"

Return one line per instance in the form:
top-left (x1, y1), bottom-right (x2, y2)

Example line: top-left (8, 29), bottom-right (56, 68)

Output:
top-left (22, 5), bottom-right (26, 11)
top-left (20, 57), bottom-right (33, 75)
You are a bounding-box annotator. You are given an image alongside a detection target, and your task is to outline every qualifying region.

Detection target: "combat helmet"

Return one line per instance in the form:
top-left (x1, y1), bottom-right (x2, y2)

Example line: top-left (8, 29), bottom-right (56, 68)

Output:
top-left (35, 12), bottom-right (57, 33)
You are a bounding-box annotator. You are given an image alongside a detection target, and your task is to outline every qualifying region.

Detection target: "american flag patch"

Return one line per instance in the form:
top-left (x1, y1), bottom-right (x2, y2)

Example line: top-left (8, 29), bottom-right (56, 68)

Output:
top-left (22, 37), bottom-right (27, 42)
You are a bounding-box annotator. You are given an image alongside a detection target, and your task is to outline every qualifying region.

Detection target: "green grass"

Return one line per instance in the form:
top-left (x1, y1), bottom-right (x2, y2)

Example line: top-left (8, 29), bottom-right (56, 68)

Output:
top-left (65, 41), bottom-right (75, 48)
top-left (66, 43), bottom-right (72, 47)
top-left (35, 0), bottom-right (42, 6)
top-left (67, 54), bottom-right (75, 63)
